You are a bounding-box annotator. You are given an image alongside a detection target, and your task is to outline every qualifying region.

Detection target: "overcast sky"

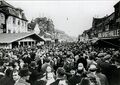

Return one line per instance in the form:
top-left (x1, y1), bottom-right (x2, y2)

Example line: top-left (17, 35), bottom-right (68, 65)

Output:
top-left (6, 0), bottom-right (120, 37)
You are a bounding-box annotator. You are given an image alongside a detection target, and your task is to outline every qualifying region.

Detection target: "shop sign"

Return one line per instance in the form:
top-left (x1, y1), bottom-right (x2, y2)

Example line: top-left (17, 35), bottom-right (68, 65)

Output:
top-left (98, 29), bottom-right (120, 38)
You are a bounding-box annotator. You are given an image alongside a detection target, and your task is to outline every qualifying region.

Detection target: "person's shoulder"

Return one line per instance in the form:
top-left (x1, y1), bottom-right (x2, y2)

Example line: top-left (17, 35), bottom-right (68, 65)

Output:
top-left (0, 76), bottom-right (5, 80)
top-left (97, 73), bottom-right (106, 77)
top-left (50, 79), bottom-right (60, 85)
top-left (42, 63), bottom-right (47, 66)
top-left (81, 77), bottom-right (90, 82)
top-left (50, 81), bottom-right (57, 85)
top-left (15, 82), bottom-right (26, 85)
top-left (35, 80), bottom-right (47, 85)
top-left (16, 79), bottom-right (30, 85)
top-left (0, 76), bottom-right (9, 82)
top-left (68, 75), bottom-right (75, 80)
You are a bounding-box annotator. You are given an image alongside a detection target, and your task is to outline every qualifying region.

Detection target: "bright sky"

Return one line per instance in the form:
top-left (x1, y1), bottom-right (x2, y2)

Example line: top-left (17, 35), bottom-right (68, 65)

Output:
top-left (6, 0), bottom-right (120, 37)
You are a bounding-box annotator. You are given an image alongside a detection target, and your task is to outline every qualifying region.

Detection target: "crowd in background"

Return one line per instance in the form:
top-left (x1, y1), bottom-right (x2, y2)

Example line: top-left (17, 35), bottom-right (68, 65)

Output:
top-left (0, 42), bottom-right (120, 85)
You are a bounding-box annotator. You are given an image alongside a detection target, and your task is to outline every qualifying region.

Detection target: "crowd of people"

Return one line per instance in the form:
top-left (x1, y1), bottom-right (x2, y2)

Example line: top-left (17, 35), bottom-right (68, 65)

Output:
top-left (0, 42), bottom-right (120, 85)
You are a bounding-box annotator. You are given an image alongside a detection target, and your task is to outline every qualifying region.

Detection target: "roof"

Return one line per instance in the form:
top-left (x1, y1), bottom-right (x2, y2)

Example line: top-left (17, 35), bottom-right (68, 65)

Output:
top-left (94, 13), bottom-right (114, 27)
top-left (40, 36), bottom-right (52, 41)
top-left (92, 17), bottom-right (107, 26)
top-left (114, 1), bottom-right (120, 8)
top-left (0, 33), bottom-right (44, 43)
top-left (0, 0), bottom-right (14, 8)
top-left (0, 0), bottom-right (27, 21)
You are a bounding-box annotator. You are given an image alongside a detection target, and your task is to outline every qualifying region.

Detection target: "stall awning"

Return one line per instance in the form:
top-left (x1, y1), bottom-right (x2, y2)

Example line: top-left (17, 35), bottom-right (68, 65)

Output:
top-left (94, 37), bottom-right (120, 48)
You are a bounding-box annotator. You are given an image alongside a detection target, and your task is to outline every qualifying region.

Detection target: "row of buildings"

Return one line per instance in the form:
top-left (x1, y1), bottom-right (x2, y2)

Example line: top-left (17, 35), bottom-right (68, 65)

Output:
top-left (0, 0), bottom-right (46, 49)
top-left (78, 1), bottom-right (120, 48)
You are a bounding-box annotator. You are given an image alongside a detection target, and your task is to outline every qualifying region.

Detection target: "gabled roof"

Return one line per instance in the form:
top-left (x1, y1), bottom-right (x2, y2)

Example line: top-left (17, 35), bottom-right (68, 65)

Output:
top-left (0, 0), bottom-right (27, 21)
top-left (0, 0), bottom-right (14, 8)
top-left (40, 36), bottom-right (52, 41)
top-left (0, 33), bottom-right (44, 43)
top-left (114, 1), bottom-right (120, 8)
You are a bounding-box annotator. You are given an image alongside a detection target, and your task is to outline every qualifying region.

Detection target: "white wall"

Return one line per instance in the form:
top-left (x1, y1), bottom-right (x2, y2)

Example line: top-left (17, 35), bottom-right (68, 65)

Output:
top-left (6, 16), bottom-right (28, 33)
top-left (0, 13), bottom-right (5, 25)
top-left (0, 13), bottom-right (5, 33)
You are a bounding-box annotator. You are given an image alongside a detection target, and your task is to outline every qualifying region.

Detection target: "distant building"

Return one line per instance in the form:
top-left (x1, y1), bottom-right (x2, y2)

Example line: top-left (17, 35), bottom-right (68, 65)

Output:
top-left (0, 0), bottom-right (44, 49)
top-left (78, 35), bottom-right (84, 42)
top-left (0, 33), bottom-right (44, 49)
top-left (78, 30), bottom-right (90, 43)
top-left (0, 0), bottom-right (28, 33)
top-left (79, 1), bottom-right (120, 47)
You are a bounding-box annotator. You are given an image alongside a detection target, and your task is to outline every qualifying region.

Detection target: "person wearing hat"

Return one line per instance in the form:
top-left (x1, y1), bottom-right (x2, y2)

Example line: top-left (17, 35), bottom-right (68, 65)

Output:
top-left (28, 61), bottom-right (39, 85)
top-left (95, 65), bottom-right (109, 85)
top-left (68, 63), bottom-right (85, 85)
top-left (107, 54), bottom-right (120, 85)
top-left (41, 58), bottom-right (51, 73)
top-left (50, 67), bottom-right (69, 85)
top-left (34, 73), bottom-right (47, 85)
top-left (87, 64), bottom-right (101, 85)
top-left (15, 68), bottom-right (30, 85)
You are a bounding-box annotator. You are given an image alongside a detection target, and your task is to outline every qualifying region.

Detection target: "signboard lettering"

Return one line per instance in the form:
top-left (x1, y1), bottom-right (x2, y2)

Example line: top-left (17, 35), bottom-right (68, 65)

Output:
top-left (98, 29), bottom-right (120, 38)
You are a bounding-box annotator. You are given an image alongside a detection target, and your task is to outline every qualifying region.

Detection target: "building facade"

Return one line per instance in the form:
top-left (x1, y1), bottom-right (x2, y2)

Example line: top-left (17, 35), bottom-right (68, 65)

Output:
top-left (0, 0), bottom-right (44, 49)
top-left (79, 1), bottom-right (120, 47)
top-left (0, 33), bottom-right (45, 49)
top-left (0, 0), bottom-right (28, 33)
top-left (78, 30), bottom-right (90, 43)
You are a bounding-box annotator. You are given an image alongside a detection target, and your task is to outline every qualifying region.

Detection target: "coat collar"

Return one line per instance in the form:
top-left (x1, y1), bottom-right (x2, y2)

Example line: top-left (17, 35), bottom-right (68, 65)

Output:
top-left (17, 78), bottom-right (30, 85)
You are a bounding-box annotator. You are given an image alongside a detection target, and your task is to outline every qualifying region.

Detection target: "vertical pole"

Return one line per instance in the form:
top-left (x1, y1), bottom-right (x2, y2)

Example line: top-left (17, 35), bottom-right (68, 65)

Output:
top-left (27, 41), bottom-right (29, 47)
top-left (23, 42), bottom-right (24, 47)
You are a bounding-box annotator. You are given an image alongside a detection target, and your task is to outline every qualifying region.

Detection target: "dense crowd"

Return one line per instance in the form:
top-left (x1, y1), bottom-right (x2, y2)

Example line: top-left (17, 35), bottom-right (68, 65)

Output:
top-left (0, 42), bottom-right (120, 85)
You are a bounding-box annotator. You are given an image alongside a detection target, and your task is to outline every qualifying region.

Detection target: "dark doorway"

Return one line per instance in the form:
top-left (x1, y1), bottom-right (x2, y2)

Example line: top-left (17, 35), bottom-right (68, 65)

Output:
top-left (12, 42), bottom-right (18, 48)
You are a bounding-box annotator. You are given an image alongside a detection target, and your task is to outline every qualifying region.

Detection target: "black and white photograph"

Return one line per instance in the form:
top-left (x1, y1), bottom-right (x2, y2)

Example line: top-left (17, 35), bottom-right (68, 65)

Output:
top-left (0, 0), bottom-right (120, 85)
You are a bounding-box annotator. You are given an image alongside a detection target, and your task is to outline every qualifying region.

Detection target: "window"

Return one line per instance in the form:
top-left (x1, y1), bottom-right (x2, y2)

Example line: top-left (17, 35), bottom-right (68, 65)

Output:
top-left (8, 29), bottom-right (11, 33)
top-left (105, 25), bottom-right (109, 31)
top-left (13, 30), bottom-right (16, 33)
top-left (25, 22), bottom-right (27, 28)
top-left (18, 20), bottom-right (20, 25)
top-left (22, 21), bottom-right (24, 26)
top-left (25, 22), bottom-right (26, 26)
top-left (13, 17), bottom-right (16, 24)
top-left (1, 13), bottom-right (4, 19)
